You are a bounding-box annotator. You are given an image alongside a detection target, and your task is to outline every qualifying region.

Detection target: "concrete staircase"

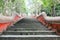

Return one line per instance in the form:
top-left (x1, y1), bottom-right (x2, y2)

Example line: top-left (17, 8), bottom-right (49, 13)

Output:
top-left (0, 18), bottom-right (60, 40)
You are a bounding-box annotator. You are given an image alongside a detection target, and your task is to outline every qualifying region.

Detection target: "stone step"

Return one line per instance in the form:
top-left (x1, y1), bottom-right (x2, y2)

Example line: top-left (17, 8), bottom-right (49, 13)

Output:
top-left (0, 35), bottom-right (60, 37)
top-left (0, 35), bottom-right (60, 40)
top-left (3, 30), bottom-right (56, 35)
top-left (1, 18), bottom-right (59, 40)
top-left (7, 28), bottom-right (49, 31)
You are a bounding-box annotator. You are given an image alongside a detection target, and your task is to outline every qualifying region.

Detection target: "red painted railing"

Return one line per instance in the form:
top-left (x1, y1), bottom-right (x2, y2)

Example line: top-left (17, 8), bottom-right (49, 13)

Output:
top-left (0, 15), bottom-right (23, 34)
top-left (37, 15), bottom-right (60, 35)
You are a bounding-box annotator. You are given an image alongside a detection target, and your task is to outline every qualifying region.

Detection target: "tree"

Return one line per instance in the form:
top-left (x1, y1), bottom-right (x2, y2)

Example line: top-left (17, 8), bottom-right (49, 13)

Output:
top-left (14, 0), bottom-right (26, 13)
top-left (41, 0), bottom-right (58, 16)
top-left (0, 0), bottom-right (4, 13)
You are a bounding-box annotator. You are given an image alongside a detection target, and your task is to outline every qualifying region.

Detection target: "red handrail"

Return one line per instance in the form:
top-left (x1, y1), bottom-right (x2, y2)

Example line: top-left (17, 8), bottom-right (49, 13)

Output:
top-left (37, 15), bottom-right (60, 35)
top-left (0, 15), bottom-right (22, 34)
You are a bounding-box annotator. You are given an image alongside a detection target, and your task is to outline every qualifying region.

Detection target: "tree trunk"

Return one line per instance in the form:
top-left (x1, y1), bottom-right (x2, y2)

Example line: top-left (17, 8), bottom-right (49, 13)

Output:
top-left (51, 4), bottom-right (56, 16)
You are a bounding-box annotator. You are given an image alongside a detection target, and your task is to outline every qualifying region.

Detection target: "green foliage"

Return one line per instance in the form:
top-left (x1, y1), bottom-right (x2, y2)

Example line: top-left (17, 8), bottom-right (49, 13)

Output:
top-left (0, 0), bottom-right (4, 7)
top-left (41, 0), bottom-right (59, 16)
top-left (11, 0), bottom-right (15, 2)
top-left (14, 0), bottom-right (26, 13)
top-left (29, 0), bottom-right (42, 14)
top-left (55, 4), bottom-right (60, 16)
top-left (0, 0), bottom-right (4, 13)
top-left (0, 0), bottom-right (59, 16)
top-left (1, 0), bottom-right (26, 14)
